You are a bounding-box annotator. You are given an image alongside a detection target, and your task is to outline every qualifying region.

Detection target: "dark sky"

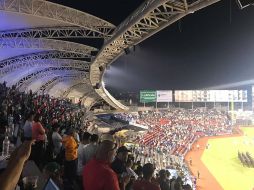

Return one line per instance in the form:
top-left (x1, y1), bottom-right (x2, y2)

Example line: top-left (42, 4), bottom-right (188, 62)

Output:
top-left (50, 0), bottom-right (254, 92)
top-left (105, 0), bottom-right (254, 93)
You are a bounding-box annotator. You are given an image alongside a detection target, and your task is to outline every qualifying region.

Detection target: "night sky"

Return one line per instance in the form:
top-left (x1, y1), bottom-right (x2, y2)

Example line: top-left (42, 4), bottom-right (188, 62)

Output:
top-left (51, 0), bottom-right (254, 93)
top-left (105, 0), bottom-right (254, 93)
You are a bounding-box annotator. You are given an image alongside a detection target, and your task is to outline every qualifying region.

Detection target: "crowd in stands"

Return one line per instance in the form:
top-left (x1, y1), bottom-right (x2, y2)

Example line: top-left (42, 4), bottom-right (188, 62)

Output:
top-left (116, 109), bottom-right (231, 157)
top-left (115, 109), bottom-right (232, 188)
top-left (0, 82), bottom-right (194, 190)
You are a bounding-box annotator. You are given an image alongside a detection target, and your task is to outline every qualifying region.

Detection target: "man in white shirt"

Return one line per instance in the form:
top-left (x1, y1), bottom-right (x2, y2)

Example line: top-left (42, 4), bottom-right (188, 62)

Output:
top-left (126, 158), bottom-right (138, 180)
top-left (82, 134), bottom-right (98, 165)
top-left (77, 132), bottom-right (91, 176)
top-left (52, 124), bottom-right (62, 157)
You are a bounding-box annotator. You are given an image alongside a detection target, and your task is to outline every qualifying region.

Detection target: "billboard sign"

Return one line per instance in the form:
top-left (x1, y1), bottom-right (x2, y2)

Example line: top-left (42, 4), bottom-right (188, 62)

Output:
top-left (140, 90), bottom-right (156, 103)
top-left (157, 90), bottom-right (173, 102)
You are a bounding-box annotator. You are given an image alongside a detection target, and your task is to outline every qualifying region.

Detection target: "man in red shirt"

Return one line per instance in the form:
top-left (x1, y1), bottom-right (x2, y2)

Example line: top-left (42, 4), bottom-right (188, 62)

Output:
top-left (133, 163), bottom-right (161, 190)
top-left (83, 138), bottom-right (129, 190)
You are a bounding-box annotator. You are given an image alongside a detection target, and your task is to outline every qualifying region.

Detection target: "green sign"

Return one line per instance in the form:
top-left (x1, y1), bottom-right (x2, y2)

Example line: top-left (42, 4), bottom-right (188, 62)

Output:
top-left (140, 90), bottom-right (156, 103)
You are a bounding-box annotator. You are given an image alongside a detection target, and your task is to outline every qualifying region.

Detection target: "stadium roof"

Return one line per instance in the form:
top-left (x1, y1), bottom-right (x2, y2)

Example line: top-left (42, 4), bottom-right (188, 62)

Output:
top-left (0, 0), bottom-right (221, 110)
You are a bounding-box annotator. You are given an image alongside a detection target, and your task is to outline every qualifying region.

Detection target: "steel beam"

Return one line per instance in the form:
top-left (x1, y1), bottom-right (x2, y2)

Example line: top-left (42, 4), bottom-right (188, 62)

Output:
top-left (61, 82), bottom-right (91, 98)
top-left (36, 75), bottom-right (88, 94)
top-left (0, 38), bottom-right (97, 55)
top-left (0, 58), bottom-right (90, 76)
top-left (90, 0), bottom-right (221, 110)
top-left (0, 51), bottom-right (92, 69)
top-left (15, 67), bottom-right (88, 91)
top-left (0, 0), bottom-right (115, 35)
top-left (0, 26), bottom-right (113, 39)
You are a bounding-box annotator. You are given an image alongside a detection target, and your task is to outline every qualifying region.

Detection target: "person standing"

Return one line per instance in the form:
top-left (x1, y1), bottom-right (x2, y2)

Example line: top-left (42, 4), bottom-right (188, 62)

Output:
top-left (62, 128), bottom-right (78, 189)
top-left (111, 146), bottom-right (130, 176)
top-left (32, 113), bottom-right (46, 168)
top-left (133, 163), bottom-right (160, 190)
top-left (77, 132), bottom-right (90, 176)
top-left (83, 138), bottom-right (130, 190)
top-left (22, 111), bottom-right (35, 141)
top-left (82, 134), bottom-right (98, 165)
top-left (158, 170), bottom-right (170, 190)
top-left (77, 132), bottom-right (91, 189)
top-left (52, 123), bottom-right (63, 162)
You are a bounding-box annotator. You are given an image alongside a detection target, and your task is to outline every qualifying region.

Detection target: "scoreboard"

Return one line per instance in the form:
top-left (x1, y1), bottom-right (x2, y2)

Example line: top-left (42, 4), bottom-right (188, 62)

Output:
top-left (175, 90), bottom-right (247, 102)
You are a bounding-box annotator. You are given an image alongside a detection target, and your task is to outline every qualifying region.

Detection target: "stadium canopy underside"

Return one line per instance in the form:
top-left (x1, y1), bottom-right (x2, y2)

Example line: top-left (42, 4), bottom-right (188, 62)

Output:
top-left (0, 0), bottom-right (221, 111)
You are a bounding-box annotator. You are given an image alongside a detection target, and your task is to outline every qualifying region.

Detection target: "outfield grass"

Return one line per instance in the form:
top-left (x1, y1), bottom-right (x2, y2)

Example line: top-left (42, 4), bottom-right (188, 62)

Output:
top-left (201, 128), bottom-right (254, 190)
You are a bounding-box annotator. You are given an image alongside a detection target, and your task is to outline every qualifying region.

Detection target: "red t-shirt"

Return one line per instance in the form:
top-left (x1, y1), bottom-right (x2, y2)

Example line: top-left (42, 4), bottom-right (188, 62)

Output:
top-left (83, 158), bottom-right (120, 190)
top-left (133, 179), bottom-right (161, 190)
top-left (32, 122), bottom-right (45, 141)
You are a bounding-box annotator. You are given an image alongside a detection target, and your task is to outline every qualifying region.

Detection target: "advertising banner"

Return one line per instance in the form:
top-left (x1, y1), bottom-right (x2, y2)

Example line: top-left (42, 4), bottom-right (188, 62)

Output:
top-left (175, 91), bottom-right (193, 102)
top-left (156, 90), bottom-right (173, 102)
top-left (140, 90), bottom-right (156, 103)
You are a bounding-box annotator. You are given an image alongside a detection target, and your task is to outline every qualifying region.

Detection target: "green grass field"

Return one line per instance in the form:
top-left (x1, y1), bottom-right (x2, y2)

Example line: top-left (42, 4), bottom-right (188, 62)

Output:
top-left (201, 127), bottom-right (254, 190)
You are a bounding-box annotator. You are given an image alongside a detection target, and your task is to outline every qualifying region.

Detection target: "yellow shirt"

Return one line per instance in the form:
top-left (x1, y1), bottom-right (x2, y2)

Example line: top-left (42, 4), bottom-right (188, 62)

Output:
top-left (62, 135), bottom-right (78, 161)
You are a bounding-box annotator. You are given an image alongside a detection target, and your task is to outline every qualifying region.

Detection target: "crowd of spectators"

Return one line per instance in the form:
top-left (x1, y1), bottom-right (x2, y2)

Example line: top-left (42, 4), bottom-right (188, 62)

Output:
top-left (115, 109), bottom-right (232, 189)
top-left (116, 109), bottom-right (232, 157)
top-left (0, 82), bottom-right (193, 190)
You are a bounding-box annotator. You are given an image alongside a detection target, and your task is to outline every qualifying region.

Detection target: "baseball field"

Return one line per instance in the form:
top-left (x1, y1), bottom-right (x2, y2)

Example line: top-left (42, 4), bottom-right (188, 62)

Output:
top-left (186, 127), bottom-right (254, 190)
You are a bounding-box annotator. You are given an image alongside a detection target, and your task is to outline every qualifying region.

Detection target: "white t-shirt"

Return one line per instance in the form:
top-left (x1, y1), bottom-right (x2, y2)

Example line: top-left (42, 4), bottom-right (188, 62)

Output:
top-left (77, 143), bottom-right (88, 176)
top-left (52, 132), bottom-right (62, 155)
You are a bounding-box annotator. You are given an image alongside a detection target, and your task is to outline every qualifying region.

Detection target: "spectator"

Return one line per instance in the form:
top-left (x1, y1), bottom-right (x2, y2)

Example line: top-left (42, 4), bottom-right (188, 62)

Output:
top-left (52, 123), bottom-right (63, 160)
top-left (133, 163), bottom-right (160, 190)
top-left (83, 138), bottom-right (130, 190)
top-left (77, 132), bottom-right (90, 176)
top-left (31, 113), bottom-right (46, 168)
top-left (134, 161), bottom-right (143, 178)
top-left (82, 134), bottom-right (99, 165)
top-left (165, 170), bottom-right (171, 184)
top-left (111, 146), bottom-right (130, 175)
top-left (126, 157), bottom-right (138, 180)
top-left (22, 111), bottom-right (35, 141)
top-left (125, 157), bottom-right (138, 190)
top-left (172, 177), bottom-right (183, 190)
top-left (62, 128), bottom-right (78, 189)
top-left (158, 169), bottom-right (170, 190)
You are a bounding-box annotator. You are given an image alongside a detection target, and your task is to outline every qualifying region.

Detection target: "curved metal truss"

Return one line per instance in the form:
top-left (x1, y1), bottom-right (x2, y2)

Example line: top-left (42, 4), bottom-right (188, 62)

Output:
top-left (36, 75), bottom-right (89, 94)
top-left (0, 26), bottom-right (113, 39)
top-left (61, 82), bottom-right (92, 98)
top-left (0, 51), bottom-right (92, 69)
top-left (0, 37), bottom-right (97, 55)
top-left (0, 0), bottom-right (115, 35)
top-left (0, 58), bottom-right (90, 76)
top-left (83, 93), bottom-right (102, 110)
top-left (79, 90), bottom-right (95, 101)
top-left (16, 67), bottom-right (88, 91)
top-left (90, 0), bottom-right (221, 110)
